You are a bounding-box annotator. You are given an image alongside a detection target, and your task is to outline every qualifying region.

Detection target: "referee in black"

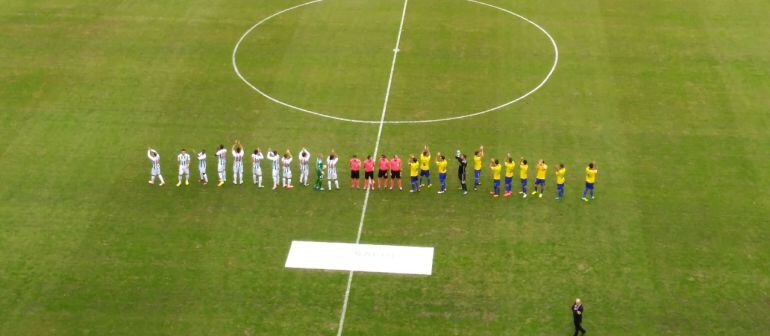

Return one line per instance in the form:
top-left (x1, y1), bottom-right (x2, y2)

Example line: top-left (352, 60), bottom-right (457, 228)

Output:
top-left (455, 150), bottom-right (468, 194)
top-left (571, 298), bottom-right (586, 336)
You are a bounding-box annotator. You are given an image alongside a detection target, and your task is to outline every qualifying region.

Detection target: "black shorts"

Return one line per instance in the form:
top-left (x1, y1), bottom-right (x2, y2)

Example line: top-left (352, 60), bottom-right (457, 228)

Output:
top-left (351, 170), bottom-right (360, 179)
top-left (378, 169), bottom-right (388, 178)
top-left (391, 170), bottom-right (401, 179)
top-left (364, 171), bottom-right (374, 180)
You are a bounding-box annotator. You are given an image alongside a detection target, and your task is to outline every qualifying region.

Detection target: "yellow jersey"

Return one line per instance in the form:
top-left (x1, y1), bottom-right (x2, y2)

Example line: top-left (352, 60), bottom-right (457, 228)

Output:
top-left (436, 159), bottom-right (448, 174)
top-left (410, 161), bottom-right (420, 177)
top-left (504, 161), bottom-right (515, 178)
top-left (536, 163), bottom-right (548, 179)
top-left (491, 164), bottom-right (502, 180)
top-left (473, 155), bottom-right (482, 170)
top-left (585, 167), bottom-right (598, 183)
top-left (556, 167), bottom-right (566, 184)
top-left (519, 163), bottom-right (528, 179)
top-left (419, 154), bottom-right (430, 170)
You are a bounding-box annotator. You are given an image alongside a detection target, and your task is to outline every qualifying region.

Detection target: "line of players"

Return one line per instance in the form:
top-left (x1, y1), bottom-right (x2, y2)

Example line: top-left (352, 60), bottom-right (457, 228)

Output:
top-left (147, 143), bottom-right (599, 201)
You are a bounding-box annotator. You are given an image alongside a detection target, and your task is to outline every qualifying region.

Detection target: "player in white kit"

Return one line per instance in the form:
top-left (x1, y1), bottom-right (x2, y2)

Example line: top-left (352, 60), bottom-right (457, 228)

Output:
top-left (147, 148), bottom-right (165, 186)
top-left (281, 150), bottom-right (294, 188)
top-left (176, 149), bottom-right (191, 187)
top-left (215, 144), bottom-right (227, 187)
top-left (266, 148), bottom-right (281, 190)
top-left (196, 149), bottom-right (208, 185)
top-left (251, 148), bottom-right (264, 187)
top-left (232, 140), bottom-right (245, 185)
top-left (326, 150), bottom-right (340, 190)
top-left (298, 148), bottom-right (310, 186)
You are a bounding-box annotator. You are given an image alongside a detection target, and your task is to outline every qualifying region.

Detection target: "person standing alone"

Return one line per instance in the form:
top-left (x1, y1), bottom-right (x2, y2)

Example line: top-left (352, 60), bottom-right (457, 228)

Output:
top-left (571, 298), bottom-right (586, 336)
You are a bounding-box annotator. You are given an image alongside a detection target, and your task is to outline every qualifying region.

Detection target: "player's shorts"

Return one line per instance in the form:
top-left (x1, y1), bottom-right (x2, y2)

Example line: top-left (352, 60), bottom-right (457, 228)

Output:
top-left (557, 183), bottom-right (564, 190)
top-left (364, 171), bottom-right (374, 180)
top-left (272, 169), bottom-right (280, 179)
top-left (198, 164), bottom-right (206, 172)
top-left (585, 182), bottom-right (594, 190)
top-left (282, 168), bottom-right (292, 178)
top-left (439, 173), bottom-right (447, 181)
top-left (218, 164), bottom-right (226, 173)
top-left (505, 176), bottom-right (513, 185)
top-left (350, 170), bottom-right (360, 179)
top-left (234, 163), bottom-right (243, 172)
top-left (410, 176), bottom-right (418, 183)
top-left (327, 170), bottom-right (338, 180)
top-left (253, 166), bottom-right (262, 176)
top-left (535, 178), bottom-right (545, 186)
top-left (493, 179), bottom-right (501, 188)
top-left (178, 166), bottom-right (189, 175)
top-left (420, 169), bottom-right (430, 177)
top-left (378, 169), bottom-right (388, 178)
top-left (520, 178), bottom-right (528, 186)
top-left (474, 169), bottom-right (481, 178)
top-left (391, 170), bottom-right (401, 179)
top-left (151, 167), bottom-right (160, 176)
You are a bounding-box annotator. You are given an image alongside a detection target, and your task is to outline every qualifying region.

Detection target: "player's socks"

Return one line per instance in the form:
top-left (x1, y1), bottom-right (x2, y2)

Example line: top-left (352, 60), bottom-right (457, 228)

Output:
top-left (258, 176), bottom-right (263, 187)
top-left (158, 176), bottom-right (165, 184)
top-left (334, 180), bottom-right (339, 189)
top-left (176, 182), bottom-right (181, 187)
top-left (582, 197), bottom-right (588, 202)
top-left (539, 193), bottom-right (543, 198)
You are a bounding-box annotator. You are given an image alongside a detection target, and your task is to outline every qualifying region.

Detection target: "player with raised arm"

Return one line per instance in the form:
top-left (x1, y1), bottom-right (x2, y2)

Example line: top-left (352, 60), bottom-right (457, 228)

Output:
top-left (532, 159), bottom-right (548, 198)
top-left (555, 163), bottom-right (566, 200)
top-left (419, 145), bottom-right (431, 188)
top-left (195, 149), bottom-right (208, 185)
top-left (473, 145), bottom-right (484, 190)
top-left (215, 144), bottom-right (227, 187)
top-left (327, 150), bottom-right (340, 190)
top-left (266, 148), bottom-right (280, 190)
top-left (147, 148), bottom-right (165, 186)
top-left (503, 154), bottom-right (515, 197)
top-left (409, 155), bottom-right (420, 193)
top-left (176, 148), bottom-right (191, 187)
top-left (390, 154), bottom-right (402, 190)
top-left (232, 140), bottom-right (245, 185)
top-left (363, 155), bottom-right (375, 190)
top-left (519, 157), bottom-right (529, 198)
top-left (314, 152), bottom-right (325, 191)
top-left (582, 162), bottom-right (598, 202)
top-left (490, 158), bottom-right (502, 198)
top-left (377, 154), bottom-right (389, 190)
top-left (436, 153), bottom-right (448, 194)
top-left (281, 150), bottom-right (293, 188)
top-left (251, 148), bottom-right (264, 187)
top-left (349, 155), bottom-right (361, 189)
top-left (299, 148), bottom-right (310, 187)
top-left (455, 150), bottom-right (468, 195)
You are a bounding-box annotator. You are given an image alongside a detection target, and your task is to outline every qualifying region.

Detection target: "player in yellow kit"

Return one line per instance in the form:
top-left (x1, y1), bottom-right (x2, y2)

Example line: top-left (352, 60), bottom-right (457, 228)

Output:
top-left (473, 145), bottom-right (484, 190)
top-left (489, 158), bottom-right (502, 198)
top-left (419, 145), bottom-right (431, 188)
top-left (582, 162), bottom-right (598, 201)
top-left (409, 154), bottom-right (420, 193)
top-left (518, 158), bottom-right (529, 198)
top-left (436, 153), bottom-right (448, 194)
top-left (532, 159), bottom-right (548, 198)
top-left (555, 163), bottom-right (566, 200)
top-left (503, 154), bottom-right (515, 197)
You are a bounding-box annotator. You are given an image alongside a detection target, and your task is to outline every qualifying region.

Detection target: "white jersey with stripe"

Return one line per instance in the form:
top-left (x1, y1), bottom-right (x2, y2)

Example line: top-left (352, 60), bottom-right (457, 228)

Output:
top-left (232, 149), bottom-right (244, 167)
top-left (177, 153), bottom-right (191, 168)
top-left (266, 152), bottom-right (280, 172)
top-left (147, 150), bottom-right (160, 169)
top-left (216, 149), bottom-right (227, 168)
top-left (326, 157), bottom-right (338, 173)
top-left (197, 152), bottom-right (206, 170)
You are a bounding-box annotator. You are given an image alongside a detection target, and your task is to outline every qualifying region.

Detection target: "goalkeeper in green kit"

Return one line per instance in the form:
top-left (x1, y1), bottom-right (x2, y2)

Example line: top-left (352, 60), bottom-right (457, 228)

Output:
top-left (314, 153), bottom-right (325, 191)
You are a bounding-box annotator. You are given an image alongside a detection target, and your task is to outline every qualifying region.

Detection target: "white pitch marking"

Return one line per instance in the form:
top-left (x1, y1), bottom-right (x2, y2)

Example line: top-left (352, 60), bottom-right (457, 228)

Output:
top-left (336, 1), bottom-right (410, 334)
top-left (232, 0), bottom-right (558, 124)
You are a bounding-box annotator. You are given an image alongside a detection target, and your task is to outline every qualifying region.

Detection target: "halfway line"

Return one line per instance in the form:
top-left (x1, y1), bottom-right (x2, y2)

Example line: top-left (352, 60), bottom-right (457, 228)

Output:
top-left (336, 0), bottom-right (410, 334)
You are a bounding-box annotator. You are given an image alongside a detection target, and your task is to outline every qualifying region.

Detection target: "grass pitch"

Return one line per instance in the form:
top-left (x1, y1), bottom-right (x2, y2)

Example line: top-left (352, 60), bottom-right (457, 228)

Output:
top-left (1, 0), bottom-right (769, 335)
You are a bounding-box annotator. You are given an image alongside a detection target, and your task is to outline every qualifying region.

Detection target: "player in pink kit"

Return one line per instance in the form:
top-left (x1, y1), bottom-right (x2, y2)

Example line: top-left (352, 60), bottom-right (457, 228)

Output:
top-left (389, 155), bottom-right (402, 190)
top-left (377, 154), bottom-right (390, 190)
top-left (349, 155), bottom-right (361, 189)
top-left (363, 155), bottom-right (375, 190)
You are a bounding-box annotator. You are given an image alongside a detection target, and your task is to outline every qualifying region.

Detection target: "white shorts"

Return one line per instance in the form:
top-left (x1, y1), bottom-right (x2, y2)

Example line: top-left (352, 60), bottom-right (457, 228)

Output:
top-left (327, 169), bottom-right (337, 180)
top-left (272, 169), bottom-right (279, 179)
top-left (234, 163), bottom-right (243, 173)
top-left (151, 167), bottom-right (160, 176)
top-left (283, 168), bottom-right (292, 179)
top-left (253, 165), bottom-right (262, 176)
top-left (218, 163), bottom-right (226, 173)
top-left (178, 166), bottom-right (189, 175)
top-left (198, 164), bottom-right (206, 172)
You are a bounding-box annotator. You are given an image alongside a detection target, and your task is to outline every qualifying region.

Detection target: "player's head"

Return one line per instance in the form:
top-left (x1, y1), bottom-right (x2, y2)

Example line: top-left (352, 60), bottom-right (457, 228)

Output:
top-left (381, 154), bottom-right (386, 159)
top-left (393, 154), bottom-right (399, 159)
top-left (200, 149), bottom-right (205, 154)
top-left (273, 150), bottom-right (278, 155)
top-left (330, 153), bottom-right (335, 159)
top-left (575, 298), bottom-right (581, 305)
top-left (150, 151), bottom-right (157, 157)
top-left (588, 163), bottom-right (594, 169)
top-left (474, 150), bottom-right (479, 156)
top-left (507, 156), bottom-right (513, 163)
top-left (522, 159), bottom-right (527, 165)
top-left (439, 154), bottom-right (445, 160)
top-left (253, 149), bottom-right (258, 154)
top-left (559, 163), bottom-right (564, 169)
top-left (423, 150), bottom-right (428, 156)
top-left (460, 154), bottom-right (466, 160)
top-left (218, 144), bottom-right (224, 150)
top-left (301, 151), bottom-right (307, 158)
top-left (352, 154), bottom-right (357, 158)
top-left (366, 155), bottom-right (371, 160)
top-left (495, 159), bottom-right (499, 164)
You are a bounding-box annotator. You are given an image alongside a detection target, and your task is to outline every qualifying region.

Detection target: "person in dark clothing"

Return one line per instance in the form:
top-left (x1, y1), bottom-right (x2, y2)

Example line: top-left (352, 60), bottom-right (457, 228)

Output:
top-left (455, 151), bottom-right (468, 195)
top-left (572, 298), bottom-right (586, 336)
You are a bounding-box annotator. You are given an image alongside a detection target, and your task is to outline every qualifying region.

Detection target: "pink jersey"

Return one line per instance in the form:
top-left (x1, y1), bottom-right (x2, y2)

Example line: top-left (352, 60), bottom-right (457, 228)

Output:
top-left (363, 159), bottom-right (375, 172)
top-left (390, 158), bottom-right (402, 171)
top-left (349, 158), bottom-right (361, 171)
top-left (378, 158), bottom-right (390, 171)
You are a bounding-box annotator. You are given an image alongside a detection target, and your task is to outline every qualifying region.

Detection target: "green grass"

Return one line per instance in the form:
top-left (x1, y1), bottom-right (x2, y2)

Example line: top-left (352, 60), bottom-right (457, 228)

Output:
top-left (1, 0), bottom-right (769, 334)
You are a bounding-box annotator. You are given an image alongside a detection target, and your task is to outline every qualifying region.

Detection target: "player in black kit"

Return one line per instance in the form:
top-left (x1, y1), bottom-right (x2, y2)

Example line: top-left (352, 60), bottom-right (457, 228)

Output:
top-left (455, 150), bottom-right (468, 195)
